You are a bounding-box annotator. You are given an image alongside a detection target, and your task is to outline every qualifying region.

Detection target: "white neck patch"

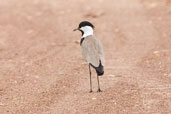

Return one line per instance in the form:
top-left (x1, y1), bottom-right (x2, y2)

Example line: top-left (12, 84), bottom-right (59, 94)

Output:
top-left (80, 26), bottom-right (94, 38)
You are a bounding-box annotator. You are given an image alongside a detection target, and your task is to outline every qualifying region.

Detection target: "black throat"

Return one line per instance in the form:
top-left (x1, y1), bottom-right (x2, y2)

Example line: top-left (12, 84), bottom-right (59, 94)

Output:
top-left (80, 30), bottom-right (84, 36)
top-left (80, 37), bottom-right (85, 46)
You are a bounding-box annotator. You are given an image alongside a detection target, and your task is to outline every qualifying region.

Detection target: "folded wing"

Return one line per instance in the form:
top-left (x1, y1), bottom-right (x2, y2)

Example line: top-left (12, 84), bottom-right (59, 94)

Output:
top-left (81, 35), bottom-right (104, 76)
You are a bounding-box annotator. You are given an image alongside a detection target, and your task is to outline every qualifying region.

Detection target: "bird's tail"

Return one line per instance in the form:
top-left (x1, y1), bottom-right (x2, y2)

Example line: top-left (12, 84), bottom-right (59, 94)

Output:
top-left (95, 64), bottom-right (104, 76)
top-left (90, 60), bottom-right (104, 76)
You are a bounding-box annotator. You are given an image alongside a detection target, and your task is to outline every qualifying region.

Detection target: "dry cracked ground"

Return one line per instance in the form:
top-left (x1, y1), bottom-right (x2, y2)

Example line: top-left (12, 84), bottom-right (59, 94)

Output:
top-left (0, 0), bottom-right (171, 114)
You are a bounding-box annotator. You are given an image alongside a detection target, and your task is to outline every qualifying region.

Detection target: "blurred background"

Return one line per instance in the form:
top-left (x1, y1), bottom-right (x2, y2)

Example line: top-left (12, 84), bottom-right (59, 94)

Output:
top-left (0, 0), bottom-right (171, 114)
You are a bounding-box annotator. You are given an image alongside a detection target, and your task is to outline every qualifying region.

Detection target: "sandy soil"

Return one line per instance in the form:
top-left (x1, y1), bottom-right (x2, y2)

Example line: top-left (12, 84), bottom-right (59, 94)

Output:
top-left (0, 0), bottom-right (171, 114)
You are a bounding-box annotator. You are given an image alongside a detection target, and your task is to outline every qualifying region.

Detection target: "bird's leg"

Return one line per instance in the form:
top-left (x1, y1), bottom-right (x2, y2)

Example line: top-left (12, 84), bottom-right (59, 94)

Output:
top-left (89, 64), bottom-right (93, 93)
top-left (97, 75), bottom-right (102, 92)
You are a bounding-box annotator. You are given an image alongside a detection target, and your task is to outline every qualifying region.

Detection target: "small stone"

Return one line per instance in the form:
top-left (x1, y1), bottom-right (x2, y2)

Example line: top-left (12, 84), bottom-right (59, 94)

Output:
top-left (108, 74), bottom-right (115, 77)
top-left (14, 80), bottom-right (17, 84)
top-left (92, 97), bottom-right (96, 100)
top-left (35, 75), bottom-right (39, 79)
top-left (0, 103), bottom-right (6, 106)
top-left (25, 63), bottom-right (30, 66)
top-left (74, 40), bottom-right (80, 44)
top-left (108, 74), bottom-right (122, 77)
top-left (153, 51), bottom-right (159, 54)
top-left (164, 73), bottom-right (168, 76)
top-left (81, 62), bottom-right (87, 65)
top-left (149, 3), bottom-right (157, 8)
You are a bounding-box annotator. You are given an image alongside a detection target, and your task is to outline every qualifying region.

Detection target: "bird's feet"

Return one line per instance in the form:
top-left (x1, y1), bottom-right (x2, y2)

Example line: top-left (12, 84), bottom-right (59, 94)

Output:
top-left (97, 88), bottom-right (102, 92)
top-left (89, 90), bottom-right (93, 93)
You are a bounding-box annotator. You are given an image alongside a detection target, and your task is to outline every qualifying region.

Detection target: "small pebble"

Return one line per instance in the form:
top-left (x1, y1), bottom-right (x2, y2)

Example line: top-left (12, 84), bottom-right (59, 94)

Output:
top-left (149, 3), bottom-right (157, 8)
top-left (81, 62), bottom-right (87, 65)
top-left (92, 97), bottom-right (96, 100)
top-left (0, 103), bottom-right (6, 106)
top-left (35, 75), bottom-right (39, 79)
top-left (108, 74), bottom-right (115, 77)
top-left (153, 51), bottom-right (159, 54)
top-left (164, 73), bottom-right (168, 76)
top-left (14, 80), bottom-right (17, 84)
top-left (74, 40), bottom-right (80, 44)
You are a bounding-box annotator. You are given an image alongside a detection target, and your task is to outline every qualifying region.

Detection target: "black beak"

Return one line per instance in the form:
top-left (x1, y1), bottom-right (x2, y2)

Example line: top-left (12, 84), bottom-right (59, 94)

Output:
top-left (73, 28), bottom-right (79, 31)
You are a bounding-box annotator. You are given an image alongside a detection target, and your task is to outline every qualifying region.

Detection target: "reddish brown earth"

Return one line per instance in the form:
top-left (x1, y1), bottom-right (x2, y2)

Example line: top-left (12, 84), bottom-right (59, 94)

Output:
top-left (0, 0), bottom-right (171, 114)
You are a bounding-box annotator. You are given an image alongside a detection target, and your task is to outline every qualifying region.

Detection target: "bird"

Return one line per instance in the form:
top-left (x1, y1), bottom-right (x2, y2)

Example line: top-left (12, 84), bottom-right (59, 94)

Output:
top-left (74, 21), bottom-right (104, 92)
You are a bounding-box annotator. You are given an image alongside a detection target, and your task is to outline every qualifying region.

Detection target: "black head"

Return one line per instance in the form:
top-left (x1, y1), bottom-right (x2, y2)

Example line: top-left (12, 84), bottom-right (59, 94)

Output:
top-left (73, 21), bottom-right (94, 36)
top-left (78, 21), bottom-right (94, 29)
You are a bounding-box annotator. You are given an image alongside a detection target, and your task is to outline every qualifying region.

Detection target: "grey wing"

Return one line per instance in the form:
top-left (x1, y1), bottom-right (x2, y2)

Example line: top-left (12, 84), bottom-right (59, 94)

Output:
top-left (81, 37), bottom-right (104, 67)
top-left (96, 39), bottom-right (105, 66)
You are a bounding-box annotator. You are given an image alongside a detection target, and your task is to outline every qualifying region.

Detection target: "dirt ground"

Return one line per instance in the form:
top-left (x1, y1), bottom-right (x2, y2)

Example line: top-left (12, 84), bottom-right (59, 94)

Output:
top-left (0, 0), bottom-right (171, 114)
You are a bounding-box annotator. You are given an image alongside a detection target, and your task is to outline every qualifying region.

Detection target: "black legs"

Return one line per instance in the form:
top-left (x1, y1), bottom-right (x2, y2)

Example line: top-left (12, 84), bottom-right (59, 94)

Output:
top-left (89, 64), bottom-right (92, 93)
top-left (97, 75), bottom-right (102, 92)
top-left (88, 64), bottom-right (102, 93)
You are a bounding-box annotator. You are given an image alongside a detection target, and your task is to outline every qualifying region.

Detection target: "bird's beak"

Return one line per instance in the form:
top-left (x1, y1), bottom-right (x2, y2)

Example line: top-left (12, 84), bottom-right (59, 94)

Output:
top-left (73, 28), bottom-right (79, 31)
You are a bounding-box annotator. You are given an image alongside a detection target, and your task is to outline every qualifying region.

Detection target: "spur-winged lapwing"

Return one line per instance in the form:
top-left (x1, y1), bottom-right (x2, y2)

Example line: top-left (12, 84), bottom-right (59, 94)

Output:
top-left (74, 21), bottom-right (104, 92)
